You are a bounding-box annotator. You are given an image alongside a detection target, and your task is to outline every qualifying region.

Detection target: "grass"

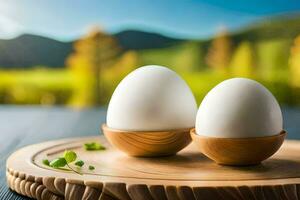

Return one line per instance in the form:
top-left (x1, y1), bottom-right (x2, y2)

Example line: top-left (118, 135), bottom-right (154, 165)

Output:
top-left (0, 66), bottom-right (295, 106)
top-left (181, 71), bottom-right (229, 105)
top-left (0, 68), bottom-right (73, 88)
top-left (0, 68), bottom-right (73, 104)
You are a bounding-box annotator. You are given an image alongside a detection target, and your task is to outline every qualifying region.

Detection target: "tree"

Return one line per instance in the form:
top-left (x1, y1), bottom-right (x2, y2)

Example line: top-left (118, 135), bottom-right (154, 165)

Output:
top-left (173, 42), bottom-right (205, 72)
top-left (101, 51), bottom-right (139, 103)
top-left (230, 41), bottom-right (255, 77)
top-left (257, 40), bottom-right (290, 81)
top-left (289, 35), bottom-right (300, 87)
top-left (67, 27), bottom-right (121, 107)
top-left (206, 29), bottom-right (232, 73)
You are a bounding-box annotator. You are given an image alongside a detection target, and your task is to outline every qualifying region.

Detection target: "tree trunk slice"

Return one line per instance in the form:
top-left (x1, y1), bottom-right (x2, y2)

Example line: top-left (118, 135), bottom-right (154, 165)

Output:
top-left (6, 136), bottom-right (300, 200)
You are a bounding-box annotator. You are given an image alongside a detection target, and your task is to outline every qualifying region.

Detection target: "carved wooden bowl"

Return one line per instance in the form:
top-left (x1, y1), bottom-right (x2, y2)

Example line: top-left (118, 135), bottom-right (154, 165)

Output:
top-left (190, 129), bottom-right (286, 166)
top-left (102, 124), bottom-right (192, 157)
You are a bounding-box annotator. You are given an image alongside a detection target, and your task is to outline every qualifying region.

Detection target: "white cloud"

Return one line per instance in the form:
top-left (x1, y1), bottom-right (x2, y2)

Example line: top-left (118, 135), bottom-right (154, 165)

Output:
top-left (0, 15), bottom-right (23, 39)
top-left (0, 1), bottom-right (23, 39)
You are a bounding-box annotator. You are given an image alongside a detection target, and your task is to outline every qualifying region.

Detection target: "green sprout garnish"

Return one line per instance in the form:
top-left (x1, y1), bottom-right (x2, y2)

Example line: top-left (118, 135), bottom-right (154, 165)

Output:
top-left (75, 160), bottom-right (84, 167)
top-left (49, 157), bottom-right (67, 168)
top-left (43, 144), bottom-right (104, 175)
top-left (42, 159), bottom-right (50, 166)
top-left (43, 150), bottom-right (84, 175)
top-left (63, 150), bottom-right (77, 163)
top-left (84, 142), bottom-right (106, 151)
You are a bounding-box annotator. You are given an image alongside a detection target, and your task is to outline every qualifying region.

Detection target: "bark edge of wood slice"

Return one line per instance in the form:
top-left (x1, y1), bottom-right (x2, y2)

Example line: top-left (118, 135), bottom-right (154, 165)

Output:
top-left (6, 135), bottom-right (300, 200)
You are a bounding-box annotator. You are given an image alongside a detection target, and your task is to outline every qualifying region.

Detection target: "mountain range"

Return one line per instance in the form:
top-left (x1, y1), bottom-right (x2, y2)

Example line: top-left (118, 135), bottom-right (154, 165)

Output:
top-left (0, 30), bottom-right (180, 68)
top-left (0, 14), bottom-right (300, 68)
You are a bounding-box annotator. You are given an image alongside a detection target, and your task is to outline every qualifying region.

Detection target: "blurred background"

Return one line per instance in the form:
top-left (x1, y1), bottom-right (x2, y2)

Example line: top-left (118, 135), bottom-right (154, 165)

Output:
top-left (0, 0), bottom-right (300, 108)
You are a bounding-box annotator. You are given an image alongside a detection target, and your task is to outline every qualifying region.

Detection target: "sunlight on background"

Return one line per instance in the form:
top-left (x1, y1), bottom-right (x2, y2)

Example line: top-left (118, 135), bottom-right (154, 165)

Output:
top-left (0, 1), bottom-right (21, 39)
top-left (0, 15), bottom-right (21, 38)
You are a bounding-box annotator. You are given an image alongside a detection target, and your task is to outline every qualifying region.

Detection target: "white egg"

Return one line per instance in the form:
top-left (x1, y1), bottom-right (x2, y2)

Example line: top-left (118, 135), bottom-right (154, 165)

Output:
top-left (107, 65), bottom-right (198, 131)
top-left (196, 78), bottom-right (283, 138)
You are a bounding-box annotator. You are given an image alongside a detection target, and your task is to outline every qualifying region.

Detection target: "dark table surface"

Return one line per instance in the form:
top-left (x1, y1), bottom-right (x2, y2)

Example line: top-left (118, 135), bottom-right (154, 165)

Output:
top-left (1, 105), bottom-right (300, 199)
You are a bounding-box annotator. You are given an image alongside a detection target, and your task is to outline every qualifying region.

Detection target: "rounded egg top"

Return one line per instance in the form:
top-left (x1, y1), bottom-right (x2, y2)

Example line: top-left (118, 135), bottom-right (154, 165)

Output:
top-left (107, 65), bottom-right (198, 131)
top-left (196, 78), bottom-right (283, 138)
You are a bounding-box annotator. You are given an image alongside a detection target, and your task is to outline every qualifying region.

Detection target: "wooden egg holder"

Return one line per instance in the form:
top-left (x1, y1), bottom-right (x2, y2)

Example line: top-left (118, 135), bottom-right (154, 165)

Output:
top-left (102, 124), bottom-right (192, 157)
top-left (103, 124), bottom-right (286, 165)
top-left (191, 129), bottom-right (286, 165)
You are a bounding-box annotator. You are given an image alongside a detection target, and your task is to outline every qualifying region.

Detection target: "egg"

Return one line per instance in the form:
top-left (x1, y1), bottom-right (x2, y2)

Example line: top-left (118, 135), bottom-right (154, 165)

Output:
top-left (196, 78), bottom-right (283, 138)
top-left (107, 65), bottom-right (197, 131)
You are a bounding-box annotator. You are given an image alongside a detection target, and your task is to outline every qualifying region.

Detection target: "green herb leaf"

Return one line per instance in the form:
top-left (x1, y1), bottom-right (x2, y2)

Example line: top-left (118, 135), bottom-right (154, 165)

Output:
top-left (84, 142), bottom-right (106, 151)
top-left (50, 157), bottom-right (67, 168)
top-left (75, 160), bottom-right (84, 167)
top-left (42, 159), bottom-right (50, 166)
top-left (63, 150), bottom-right (77, 163)
top-left (89, 165), bottom-right (95, 170)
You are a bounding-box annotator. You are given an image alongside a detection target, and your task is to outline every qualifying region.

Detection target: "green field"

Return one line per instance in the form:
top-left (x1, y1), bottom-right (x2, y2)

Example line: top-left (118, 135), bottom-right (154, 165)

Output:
top-left (0, 69), bottom-right (73, 105)
top-left (0, 66), bottom-right (295, 107)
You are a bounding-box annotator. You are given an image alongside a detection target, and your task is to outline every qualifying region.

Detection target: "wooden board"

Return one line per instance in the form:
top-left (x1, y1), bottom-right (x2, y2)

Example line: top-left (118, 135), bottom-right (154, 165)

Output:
top-left (6, 136), bottom-right (300, 200)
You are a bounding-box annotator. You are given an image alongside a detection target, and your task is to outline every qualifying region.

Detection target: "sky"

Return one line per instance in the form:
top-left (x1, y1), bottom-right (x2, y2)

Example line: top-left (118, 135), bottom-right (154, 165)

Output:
top-left (0, 0), bottom-right (300, 41)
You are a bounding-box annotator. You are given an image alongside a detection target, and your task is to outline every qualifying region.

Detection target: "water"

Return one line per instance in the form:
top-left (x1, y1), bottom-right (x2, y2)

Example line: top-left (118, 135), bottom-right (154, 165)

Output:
top-left (282, 106), bottom-right (300, 139)
top-left (0, 105), bottom-right (298, 152)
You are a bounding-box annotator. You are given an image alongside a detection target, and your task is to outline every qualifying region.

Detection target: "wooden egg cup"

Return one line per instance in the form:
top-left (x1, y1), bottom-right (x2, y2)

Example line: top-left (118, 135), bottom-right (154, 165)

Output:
top-left (102, 124), bottom-right (192, 157)
top-left (190, 129), bottom-right (286, 166)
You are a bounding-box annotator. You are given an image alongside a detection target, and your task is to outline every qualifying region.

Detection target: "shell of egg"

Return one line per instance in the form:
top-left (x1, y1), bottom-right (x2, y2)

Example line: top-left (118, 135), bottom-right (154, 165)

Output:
top-left (196, 78), bottom-right (283, 138)
top-left (107, 65), bottom-right (198, 131)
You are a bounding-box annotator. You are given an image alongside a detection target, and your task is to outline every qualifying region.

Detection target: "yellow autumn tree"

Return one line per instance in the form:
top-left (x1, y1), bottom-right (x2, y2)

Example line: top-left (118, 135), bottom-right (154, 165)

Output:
top-left (230, 41), bottom-right (255, 77)
top-left (206, 29), bottom-right (232, 73)
top-left (173, 42), bottom-right (204, 72)
top-left (67, 27), bottom-right (121, 107)
top-left (102, 50), bottom-right (139, 103)
top-left (289, 35), bottom-right (300, 87)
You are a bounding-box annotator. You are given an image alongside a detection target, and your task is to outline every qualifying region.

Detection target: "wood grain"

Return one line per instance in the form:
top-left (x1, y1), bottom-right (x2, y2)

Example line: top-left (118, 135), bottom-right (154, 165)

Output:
top-left (6, 136), bottom-right (300, 200)
top-left (191, 129), bottom-right (286, 166)
top-left (102, 124), bottom-right (192, 157)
